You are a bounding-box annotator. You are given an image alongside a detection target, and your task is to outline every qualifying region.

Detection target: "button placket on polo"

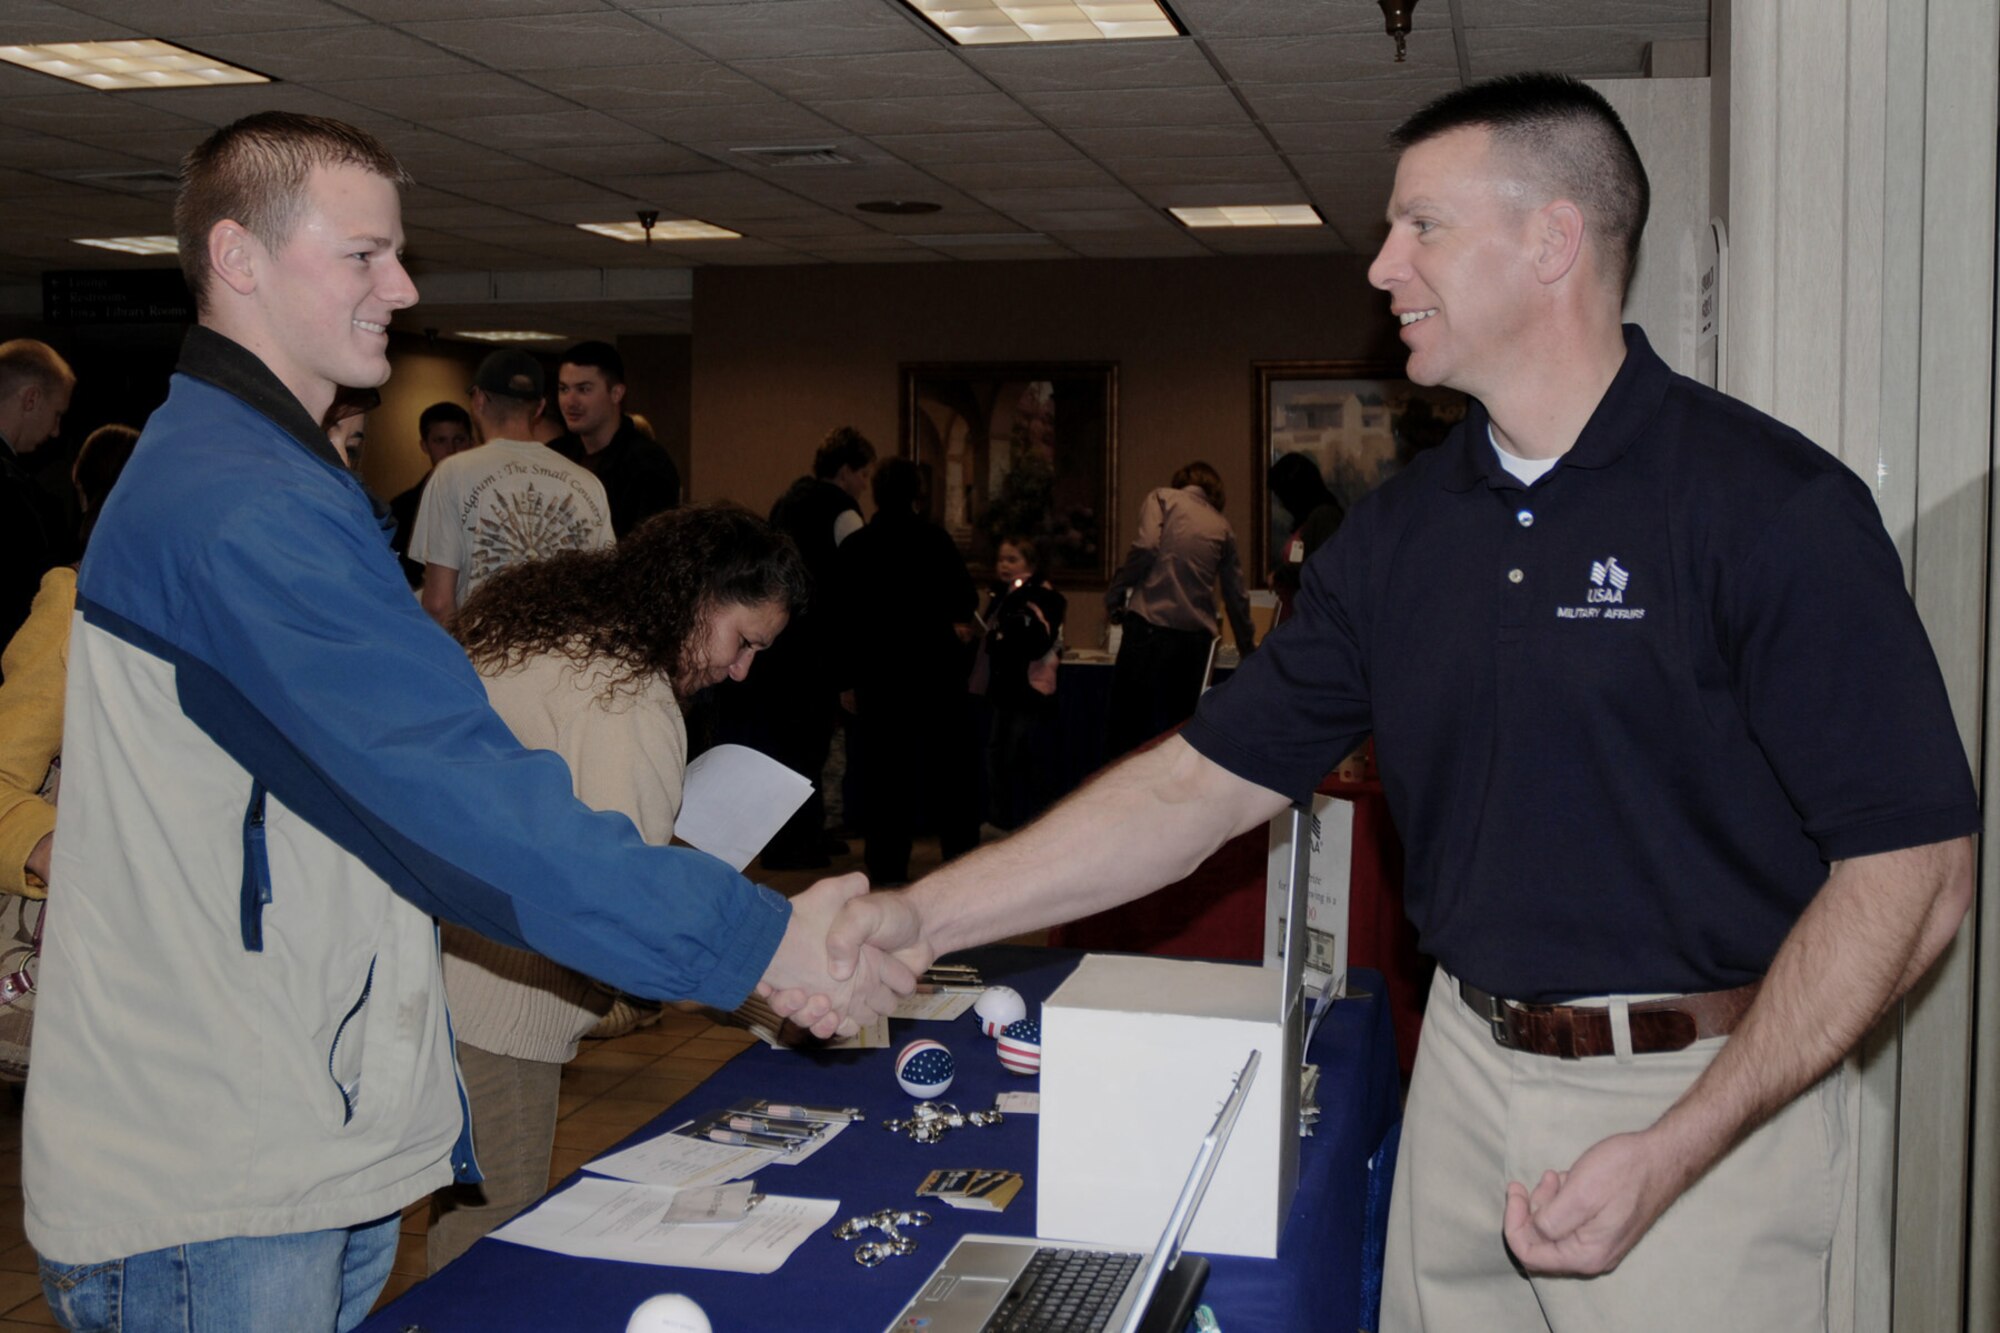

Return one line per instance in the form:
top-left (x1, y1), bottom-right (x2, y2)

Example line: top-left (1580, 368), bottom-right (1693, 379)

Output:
top-left (1495, 483), bottom-right (1540, 638)
top-left (1492, 479), bottom-right (1547, 732)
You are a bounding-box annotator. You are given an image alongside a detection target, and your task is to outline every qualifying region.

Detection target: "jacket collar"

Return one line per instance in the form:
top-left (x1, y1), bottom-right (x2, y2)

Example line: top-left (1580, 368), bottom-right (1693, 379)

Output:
top-left (177, 326), bottom-right (387, 518)
top-left (1440, 324), bottom-right (1671, 493)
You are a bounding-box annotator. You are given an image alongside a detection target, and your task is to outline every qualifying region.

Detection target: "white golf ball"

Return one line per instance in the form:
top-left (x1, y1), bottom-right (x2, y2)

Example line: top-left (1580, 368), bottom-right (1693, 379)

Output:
top-left (974, 985), bottom-right (1027, 1037)
top-left (627, 1293), bottom-right (713, 1333)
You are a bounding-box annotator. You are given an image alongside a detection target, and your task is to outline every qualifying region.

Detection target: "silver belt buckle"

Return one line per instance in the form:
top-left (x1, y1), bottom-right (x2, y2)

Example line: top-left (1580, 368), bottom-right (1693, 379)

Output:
top-left (1460, 981), bottom-right (1514, 1050)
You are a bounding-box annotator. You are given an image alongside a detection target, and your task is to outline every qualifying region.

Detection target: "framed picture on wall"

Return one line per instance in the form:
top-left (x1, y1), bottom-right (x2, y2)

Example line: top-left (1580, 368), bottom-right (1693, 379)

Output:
top-left (901, 362), bottom-right (1118, 584)
top-left (1252, 362), bottom-right (1469, 580)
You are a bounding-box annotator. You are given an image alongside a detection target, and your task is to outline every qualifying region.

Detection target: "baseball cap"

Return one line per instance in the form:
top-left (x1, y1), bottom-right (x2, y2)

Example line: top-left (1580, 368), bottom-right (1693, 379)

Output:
top-left (470, 349), bottom-right (545, 401)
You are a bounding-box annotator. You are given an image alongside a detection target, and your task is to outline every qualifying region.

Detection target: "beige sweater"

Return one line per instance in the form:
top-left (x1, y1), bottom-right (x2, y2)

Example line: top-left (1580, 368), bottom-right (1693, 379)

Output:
top-left (441, 652), bottom-right (686, 1063)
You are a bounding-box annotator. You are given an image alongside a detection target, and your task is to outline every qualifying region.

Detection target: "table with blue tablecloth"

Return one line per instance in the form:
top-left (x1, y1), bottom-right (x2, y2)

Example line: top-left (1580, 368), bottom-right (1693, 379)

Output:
top-left (361, 948), bottom-right (1401, 1333)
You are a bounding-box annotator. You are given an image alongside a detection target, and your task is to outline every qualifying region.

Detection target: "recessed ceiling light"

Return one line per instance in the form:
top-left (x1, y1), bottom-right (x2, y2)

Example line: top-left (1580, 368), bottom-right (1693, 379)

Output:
top-left (456, 330), bottom-right (565, 344)
top-left (901, 0), bottom-right (1181, 45)
top-left (0, 40), bottom-right (269, 90)
top-left (72, 234), bottom-right (180, 255)
top-left (856, 200), bottom-right (943, 215)
top-left (1169, 204), bottom-right (1324, 229)
top-left (577, 219), bottom-right (740, 243)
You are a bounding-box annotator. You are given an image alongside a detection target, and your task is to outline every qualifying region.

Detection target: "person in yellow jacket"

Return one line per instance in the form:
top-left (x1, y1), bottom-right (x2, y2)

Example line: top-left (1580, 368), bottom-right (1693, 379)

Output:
top-left (0, 423), bottom-right (138, 900)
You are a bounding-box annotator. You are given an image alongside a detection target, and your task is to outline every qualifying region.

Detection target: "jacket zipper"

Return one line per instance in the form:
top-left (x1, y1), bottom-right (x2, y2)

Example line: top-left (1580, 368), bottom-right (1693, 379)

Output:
top-left (328, 955), bottom-right (375, 1125)
top-left (239, 781), bottom-right (270, 952)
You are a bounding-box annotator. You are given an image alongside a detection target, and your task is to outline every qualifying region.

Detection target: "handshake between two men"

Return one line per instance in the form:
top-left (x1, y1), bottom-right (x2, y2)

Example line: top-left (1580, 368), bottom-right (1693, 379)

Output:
top-left (750, 735), bottom-right (1283, 1039)
top-left (754, 872), bottom-right (936, 1039)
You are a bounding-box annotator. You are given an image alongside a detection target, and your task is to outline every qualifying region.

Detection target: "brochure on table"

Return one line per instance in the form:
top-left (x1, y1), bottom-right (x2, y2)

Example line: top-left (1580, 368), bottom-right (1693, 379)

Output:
top-left (1264, 792), bottom-right (1354, 995)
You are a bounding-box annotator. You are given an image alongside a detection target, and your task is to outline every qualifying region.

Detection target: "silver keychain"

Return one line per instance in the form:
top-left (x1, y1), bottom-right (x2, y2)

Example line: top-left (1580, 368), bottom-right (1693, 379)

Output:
top-left (880, 1100), bottom-right (1004, 1144)
top-left (834, 1207), bottom-right (932, 1266)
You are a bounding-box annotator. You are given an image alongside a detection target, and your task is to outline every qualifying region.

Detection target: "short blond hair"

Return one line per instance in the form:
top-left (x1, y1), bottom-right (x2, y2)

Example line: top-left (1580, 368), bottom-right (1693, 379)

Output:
top-left (176, 112), bottom-right (409, 314)
top-left (0, 339), bottom-right (75, 400)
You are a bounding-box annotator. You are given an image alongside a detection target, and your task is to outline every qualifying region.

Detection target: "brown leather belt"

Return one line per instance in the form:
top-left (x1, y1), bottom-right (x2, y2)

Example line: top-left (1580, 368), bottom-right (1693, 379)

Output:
top-left (1457, 978), bottom-right (1760, 1059)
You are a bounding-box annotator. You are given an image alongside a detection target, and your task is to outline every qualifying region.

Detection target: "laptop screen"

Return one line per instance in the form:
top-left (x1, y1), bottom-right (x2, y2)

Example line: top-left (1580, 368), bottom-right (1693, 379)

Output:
top-left (1115, 1048), bottom-right (1261, 1333)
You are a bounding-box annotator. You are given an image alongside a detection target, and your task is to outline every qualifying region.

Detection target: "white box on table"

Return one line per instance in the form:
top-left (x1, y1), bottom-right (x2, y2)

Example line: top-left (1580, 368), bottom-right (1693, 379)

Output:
top-left (1035, 952), bottom-right (1301, 1259)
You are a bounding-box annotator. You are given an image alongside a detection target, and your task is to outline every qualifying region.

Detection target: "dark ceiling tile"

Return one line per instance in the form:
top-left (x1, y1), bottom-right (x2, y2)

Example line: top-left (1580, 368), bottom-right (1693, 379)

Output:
top-left (1015, 85), bottom-right (1251, 131)
top-left (736, 50), bottom-right (993, 103)
top-left (809, 93), bottom-right (1038, 137)
top-left (397, 11), bottom-right (709, 72)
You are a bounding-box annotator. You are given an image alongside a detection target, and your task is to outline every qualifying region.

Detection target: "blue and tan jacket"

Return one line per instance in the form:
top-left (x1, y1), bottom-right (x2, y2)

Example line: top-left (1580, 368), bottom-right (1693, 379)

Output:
top-left (23, 327), bottom-right (787, 1264)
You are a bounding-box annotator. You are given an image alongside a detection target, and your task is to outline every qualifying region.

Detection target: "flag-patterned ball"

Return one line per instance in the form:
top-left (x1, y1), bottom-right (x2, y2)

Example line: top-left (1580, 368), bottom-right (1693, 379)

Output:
top-left (895, 1039), bottom-right (956, 1098)
top-left (997, 1019), bottom-right (1041, 1075)
top-left (974, 985), bottom-right (1027, 1038)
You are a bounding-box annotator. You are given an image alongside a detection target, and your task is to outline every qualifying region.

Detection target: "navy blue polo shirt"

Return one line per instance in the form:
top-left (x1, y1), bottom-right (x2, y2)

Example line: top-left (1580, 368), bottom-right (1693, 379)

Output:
top-left (1182, 327), bottom-right (1977, 1002)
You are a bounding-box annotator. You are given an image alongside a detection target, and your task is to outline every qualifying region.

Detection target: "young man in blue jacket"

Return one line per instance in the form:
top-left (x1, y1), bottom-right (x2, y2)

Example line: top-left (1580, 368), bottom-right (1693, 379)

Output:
top-left (26, 112), bottom-right (907, 1333)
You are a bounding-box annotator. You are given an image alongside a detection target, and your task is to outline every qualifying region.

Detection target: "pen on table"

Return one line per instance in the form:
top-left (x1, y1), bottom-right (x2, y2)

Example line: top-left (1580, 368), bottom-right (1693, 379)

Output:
top-left (914, 982), bottom-right (987, 994)
top-left (760, 1101), bottom-right (864, 1121)
top-left (724, 1114), bottom-right (821, 1138)
top-left (707, 1127), bottom-right (799, 1151)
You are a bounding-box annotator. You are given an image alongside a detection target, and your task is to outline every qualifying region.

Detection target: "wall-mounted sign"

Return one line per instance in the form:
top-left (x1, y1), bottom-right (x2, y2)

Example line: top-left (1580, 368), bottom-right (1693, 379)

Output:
top-left (42, 268), bottom-right (193, 325)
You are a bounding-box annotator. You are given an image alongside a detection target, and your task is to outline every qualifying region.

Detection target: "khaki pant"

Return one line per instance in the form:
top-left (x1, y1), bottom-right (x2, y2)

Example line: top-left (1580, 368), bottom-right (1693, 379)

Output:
top-left (1383, 969), bottom-right (1852, 1333)
top-left (427, 1042), bottom-right (563, 1273)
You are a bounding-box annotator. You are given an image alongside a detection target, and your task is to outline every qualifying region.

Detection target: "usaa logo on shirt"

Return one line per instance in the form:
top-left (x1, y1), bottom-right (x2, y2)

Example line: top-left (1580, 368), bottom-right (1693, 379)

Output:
top-left (1557, 556), bottom-right (1646, 621)
top-left (1587, 556), bottom-right (1629, 603)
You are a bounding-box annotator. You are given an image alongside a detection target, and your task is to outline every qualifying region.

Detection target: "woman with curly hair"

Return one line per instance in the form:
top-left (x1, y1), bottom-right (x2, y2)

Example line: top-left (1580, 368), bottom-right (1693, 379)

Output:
top-left (428, 502), bottom-right (808, 1271)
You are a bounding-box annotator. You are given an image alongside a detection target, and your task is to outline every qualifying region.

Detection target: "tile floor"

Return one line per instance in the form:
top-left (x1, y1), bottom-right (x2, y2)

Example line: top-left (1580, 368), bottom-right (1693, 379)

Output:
top-left (0, 834), bottom-right (997, 1329)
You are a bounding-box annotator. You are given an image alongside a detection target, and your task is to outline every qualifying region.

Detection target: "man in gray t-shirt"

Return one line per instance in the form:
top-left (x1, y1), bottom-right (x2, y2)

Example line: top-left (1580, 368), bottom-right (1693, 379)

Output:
top-left (409, 349), bottom-right (611, 623)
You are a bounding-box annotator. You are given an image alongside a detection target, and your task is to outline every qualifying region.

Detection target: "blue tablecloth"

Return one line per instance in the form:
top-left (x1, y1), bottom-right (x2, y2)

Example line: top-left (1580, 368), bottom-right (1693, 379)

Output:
top-left (361, 949), bottom-right (1400, 1333)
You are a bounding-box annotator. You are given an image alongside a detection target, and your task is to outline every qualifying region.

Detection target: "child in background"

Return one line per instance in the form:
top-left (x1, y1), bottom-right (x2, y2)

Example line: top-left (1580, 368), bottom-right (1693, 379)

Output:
top-left (982, 534), bottom-right (1066, 830)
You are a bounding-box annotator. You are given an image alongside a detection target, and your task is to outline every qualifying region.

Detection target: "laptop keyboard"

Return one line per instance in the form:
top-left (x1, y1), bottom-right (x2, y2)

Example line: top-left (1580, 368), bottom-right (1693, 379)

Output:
top-left (982, 1247), bottom-right (1145, 1333)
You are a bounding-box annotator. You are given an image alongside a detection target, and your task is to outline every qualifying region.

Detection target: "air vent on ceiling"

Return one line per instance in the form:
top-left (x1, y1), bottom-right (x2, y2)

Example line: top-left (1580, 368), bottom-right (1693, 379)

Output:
top-left (54, 168), bottom-right (182, 193)
top-left (731, 145), bottom-right (854, 168)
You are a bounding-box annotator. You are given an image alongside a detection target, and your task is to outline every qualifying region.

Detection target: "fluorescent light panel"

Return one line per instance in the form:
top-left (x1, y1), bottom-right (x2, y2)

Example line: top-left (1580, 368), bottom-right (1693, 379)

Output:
top-left (1170, 204), bottom-right (1324, 229)
top-left (72, 234), bottom-right (179, 255)
top-left (456, 330), bottom-right (565, 344)
top-left (903, 0), bottom-right (1179, 45)
top-left (577, 220), bottom-right (741, 243)
top-left (0, 40), bottom-right (268, 90)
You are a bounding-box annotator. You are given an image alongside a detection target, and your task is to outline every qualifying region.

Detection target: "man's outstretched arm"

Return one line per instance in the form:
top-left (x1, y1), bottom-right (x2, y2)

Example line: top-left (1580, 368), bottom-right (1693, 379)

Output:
top-left (822, 736), bottom-right (1292, 981)
top-left (1503, 834), bottom-right (1974, 1276)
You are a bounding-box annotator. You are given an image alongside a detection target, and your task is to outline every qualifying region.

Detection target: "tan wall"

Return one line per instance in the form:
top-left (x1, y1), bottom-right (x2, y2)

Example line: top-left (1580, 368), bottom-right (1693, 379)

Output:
top-left (618, 333), bottom-right (693, 494)
top-left (361, 336), bottom-right (490, 501)
top-left (691, 254), bottom-right (1400, 647)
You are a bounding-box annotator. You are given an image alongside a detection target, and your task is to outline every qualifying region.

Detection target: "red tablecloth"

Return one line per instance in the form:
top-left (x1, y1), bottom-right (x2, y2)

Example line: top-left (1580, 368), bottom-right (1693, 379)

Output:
top-left (1051, 774), bottom-right (1431, 1076)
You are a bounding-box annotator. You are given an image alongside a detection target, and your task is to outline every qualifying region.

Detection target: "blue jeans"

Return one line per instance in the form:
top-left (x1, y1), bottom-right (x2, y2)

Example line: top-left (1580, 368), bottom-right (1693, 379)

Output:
top-left (37, 1212), bottom-right (400, 1333)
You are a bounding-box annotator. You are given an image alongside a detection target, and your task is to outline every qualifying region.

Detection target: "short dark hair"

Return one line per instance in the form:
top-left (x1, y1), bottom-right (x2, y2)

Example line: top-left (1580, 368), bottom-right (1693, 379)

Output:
top-left (998, 531), bottom-right (1048, 574)
top-left (321, 384), bottom-right (379, 432)
top-left (1172, 460), bottom-right (1225, 511)
top-left (418, 401), bottom-right (471, 437)
top-left (559, 340), bottom-right (625, 386)
top-left (871, 456), bottom-right (921, 513)
top-left (1391, 73), bottom-right (1650, 296)
top-left (74, 423), bottom-right (139, 515)
top-left (814, 426), bottom-right (876, 480)
top-left (176, 113), bottom-right (410, 315)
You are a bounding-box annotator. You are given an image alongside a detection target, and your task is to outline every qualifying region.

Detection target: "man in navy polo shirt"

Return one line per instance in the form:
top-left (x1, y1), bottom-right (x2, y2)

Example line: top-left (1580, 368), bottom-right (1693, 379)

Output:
top-left (817, 74), bottom-right (1977, 1330)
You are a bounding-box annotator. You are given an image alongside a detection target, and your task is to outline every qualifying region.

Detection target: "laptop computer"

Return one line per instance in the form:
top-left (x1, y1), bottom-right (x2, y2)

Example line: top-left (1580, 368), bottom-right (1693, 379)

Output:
top-left (883, 1048), bottom-right (1260, 1333)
